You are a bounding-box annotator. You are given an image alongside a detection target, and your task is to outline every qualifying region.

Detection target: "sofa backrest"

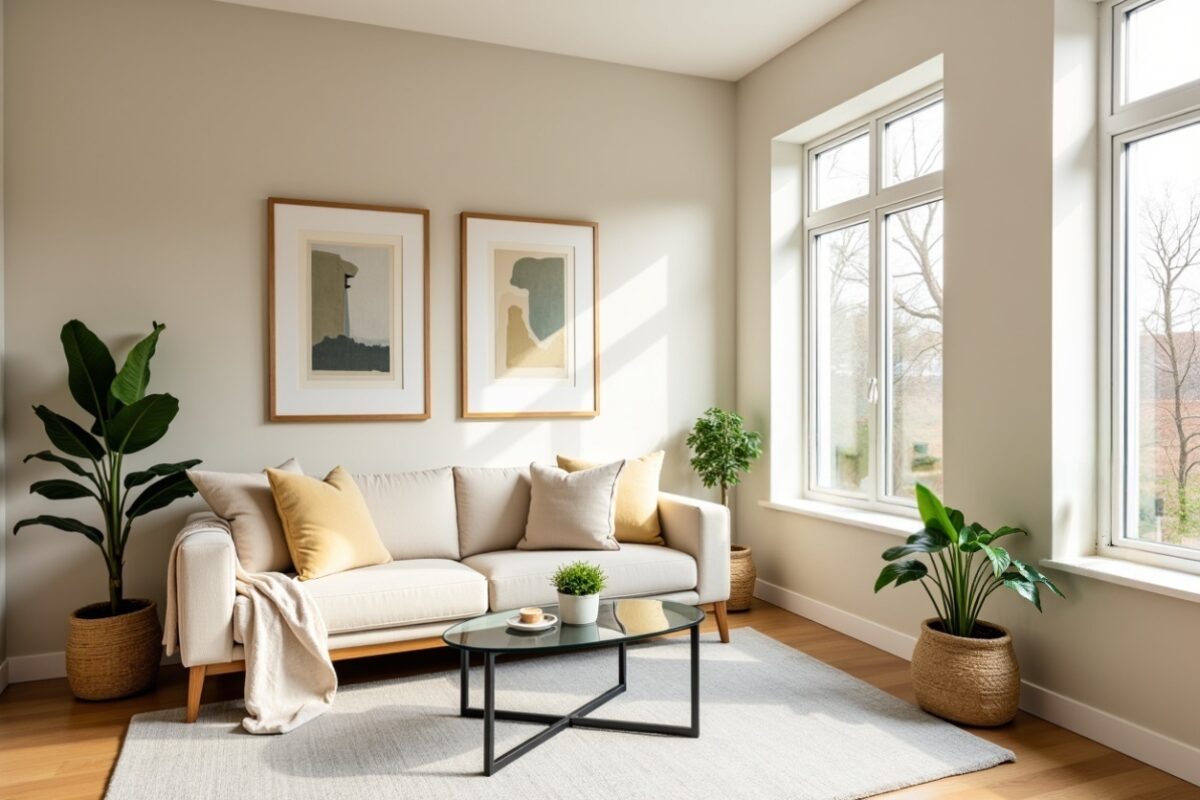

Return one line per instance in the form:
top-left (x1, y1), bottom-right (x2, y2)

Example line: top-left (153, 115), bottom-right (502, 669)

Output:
top-left (353, 468), bottom-right (461, 560)
top-left (453, 466), bottom-right (532, 557)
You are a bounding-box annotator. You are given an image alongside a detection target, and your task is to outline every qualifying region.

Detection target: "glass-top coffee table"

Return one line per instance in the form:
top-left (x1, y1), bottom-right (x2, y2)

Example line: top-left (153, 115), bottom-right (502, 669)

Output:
top-left (443, 598), bottom-right (704, 775)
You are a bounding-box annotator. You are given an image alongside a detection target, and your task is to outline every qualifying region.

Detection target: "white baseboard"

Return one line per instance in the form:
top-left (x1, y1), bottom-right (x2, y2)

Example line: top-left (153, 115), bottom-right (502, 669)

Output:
top-left (8, 651), bottom-right (67, 683)
top-left (1017, 679), bottom-right (1200, 786)
top-left (754, 578), bottom-right (918, 660)
top-left (754, 578), bottom-right (1200, 787)
top-left (0, 659), bottom-right (9, 695)
top-left (6, 650), bottom-right (181, 684)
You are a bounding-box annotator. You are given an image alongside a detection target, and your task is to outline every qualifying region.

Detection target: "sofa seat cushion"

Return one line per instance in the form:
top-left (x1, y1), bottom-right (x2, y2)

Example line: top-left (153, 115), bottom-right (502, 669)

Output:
top-left (462, 545), bottom-right (697, 611)
top-left (234, 560), bottom-right (488, 639)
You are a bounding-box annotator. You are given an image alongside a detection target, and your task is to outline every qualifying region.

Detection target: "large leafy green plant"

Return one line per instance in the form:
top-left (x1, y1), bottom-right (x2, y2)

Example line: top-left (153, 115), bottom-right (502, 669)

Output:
top-left (874, 483), bottom-right (1064, 638)
top-left (685, 407), bottom-right (763, 506)
top-left (15, 320), bottom-right (201, 617)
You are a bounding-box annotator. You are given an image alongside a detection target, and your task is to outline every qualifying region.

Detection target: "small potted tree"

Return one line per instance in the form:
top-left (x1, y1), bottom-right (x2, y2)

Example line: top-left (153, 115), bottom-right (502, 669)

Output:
top-left (686, 407), bottom-right (762, 611)
top-left (551, 561), bottom-right (607, 625)
top-left (875, 483), bottom-right (1064, 726)
top-left (15, 320), bottom-right (201, 700)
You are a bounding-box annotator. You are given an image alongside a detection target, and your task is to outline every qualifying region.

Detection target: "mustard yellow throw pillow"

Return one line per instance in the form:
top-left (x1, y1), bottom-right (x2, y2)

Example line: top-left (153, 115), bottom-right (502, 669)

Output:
top-left (267, 466), bottom-right (392, 581)
top-left (557, 451), bottom-right (665, 545)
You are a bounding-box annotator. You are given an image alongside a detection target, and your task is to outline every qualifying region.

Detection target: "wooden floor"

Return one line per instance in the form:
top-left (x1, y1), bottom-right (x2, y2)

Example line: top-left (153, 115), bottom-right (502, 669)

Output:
top-left (0, 599), bottom-right (1196, 799)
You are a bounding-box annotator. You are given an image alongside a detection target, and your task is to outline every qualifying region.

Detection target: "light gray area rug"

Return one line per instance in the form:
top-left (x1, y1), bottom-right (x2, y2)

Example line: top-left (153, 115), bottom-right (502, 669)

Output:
top-left (108, 628), bottom-right (1013, 799)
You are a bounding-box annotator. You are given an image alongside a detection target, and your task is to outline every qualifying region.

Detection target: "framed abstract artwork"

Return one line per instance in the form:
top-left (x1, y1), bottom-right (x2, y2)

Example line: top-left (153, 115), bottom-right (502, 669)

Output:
top-left (268, 197), bottom-right (429, 421)
top-left (460, 212), bottom-right (599, 418)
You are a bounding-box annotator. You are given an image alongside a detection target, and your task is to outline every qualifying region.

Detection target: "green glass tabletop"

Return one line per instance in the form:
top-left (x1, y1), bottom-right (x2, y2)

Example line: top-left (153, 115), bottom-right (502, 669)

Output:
top-left (442, 599), bottom-right (703, 654)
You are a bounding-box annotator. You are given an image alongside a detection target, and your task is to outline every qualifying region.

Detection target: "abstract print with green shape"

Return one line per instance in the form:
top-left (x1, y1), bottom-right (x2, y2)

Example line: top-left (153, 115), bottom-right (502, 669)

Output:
top-left (510, 256), bottom-right (566, 340)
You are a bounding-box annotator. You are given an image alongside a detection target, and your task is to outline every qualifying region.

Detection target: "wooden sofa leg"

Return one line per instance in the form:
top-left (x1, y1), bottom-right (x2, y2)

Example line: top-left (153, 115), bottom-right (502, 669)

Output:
top-left (713, 601), bottom-right (730, 643)
top-left (186, 665), bottom-right (206, 723)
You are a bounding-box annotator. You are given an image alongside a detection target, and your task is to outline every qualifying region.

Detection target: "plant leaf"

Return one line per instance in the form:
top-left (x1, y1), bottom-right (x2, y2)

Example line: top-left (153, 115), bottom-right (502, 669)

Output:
top-left (882, 530), bottom-right (947, 561)
top-left (980, 525), bottom-right (1028, 545)
top-left (915, 483), bottom-right (958, 544)
top-left (110, 322), bottom-right (165, 406)
top-left (959, 523), bottom-right (982, 551)
top-left (30, 479), bottom-right (96, 501)
top-left (947, 507), bottom-right (965, 532)
top-left (24, 450), bottom-right (93, 480)
top-left (33, 405), bottom-right (105, 460)
top-left (124, 458), bottom-right (202, 489)
top-left (1002, 573), bottom-right (1042, 611)
top-left (13, 515), bottom-right (103, 545)
top-left (1011, 559), bottom-right (1066, 598)
top-left (106, 393), bottom-right (179, 454)
top-left (874, 559), bottom-right (928, 592)
top-left (980, 543), bottom-right (1012, 577)
top-left (126, 471), bottom-right (198, 519)
top-left (59, 320), bottom-right (116, 424)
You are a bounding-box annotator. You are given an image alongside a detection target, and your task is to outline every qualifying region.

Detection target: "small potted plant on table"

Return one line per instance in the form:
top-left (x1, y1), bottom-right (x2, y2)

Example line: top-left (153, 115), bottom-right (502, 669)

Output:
top-left (551, 561), bottom-right (607, 625)
top-left (686, 407), bottom-right (762, 611)
top-left (875, 483), bottom-right (1064, 726)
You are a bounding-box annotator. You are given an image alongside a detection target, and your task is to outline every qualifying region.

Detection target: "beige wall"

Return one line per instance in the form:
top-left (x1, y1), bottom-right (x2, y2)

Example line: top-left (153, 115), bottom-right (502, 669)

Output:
top-left (736, 0), bottom-right (1200, 750)
top-left (2, 0), bottom-right (735, 659)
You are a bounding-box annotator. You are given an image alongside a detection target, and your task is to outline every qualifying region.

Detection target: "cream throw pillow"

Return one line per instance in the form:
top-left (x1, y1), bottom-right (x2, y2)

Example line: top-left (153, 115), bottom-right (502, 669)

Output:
top-left (187, 458), bottom-right (304, 573)
top-left (267, 466), bottom-right (392, 581)
top-left (557, 451), bottom-right (664, 545)
top-left (518, 461), bottom-right (624, 551)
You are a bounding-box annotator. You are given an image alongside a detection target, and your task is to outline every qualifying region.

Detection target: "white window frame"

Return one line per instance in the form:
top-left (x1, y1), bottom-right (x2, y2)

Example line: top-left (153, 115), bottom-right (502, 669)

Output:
top-left (1100, 0), bottom-right (1200, 573)
top-left (801, 85), bottom-right (944, 516)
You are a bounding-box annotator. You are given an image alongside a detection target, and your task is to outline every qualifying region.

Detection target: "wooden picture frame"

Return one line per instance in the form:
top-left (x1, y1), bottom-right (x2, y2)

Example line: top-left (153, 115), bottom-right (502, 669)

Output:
top-left (460, 212), bottom-right (599, 419)
top-left (268, 197), bottom-right (430, 421)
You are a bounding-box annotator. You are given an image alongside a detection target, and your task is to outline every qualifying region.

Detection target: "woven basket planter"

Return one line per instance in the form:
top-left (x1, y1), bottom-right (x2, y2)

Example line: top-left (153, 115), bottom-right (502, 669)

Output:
top-left (66, 598), bottom-right (162, 701)
top-left (728, 545), bottom-right (757, 612)
top-left (910, 618), bottom-right (1019, 727)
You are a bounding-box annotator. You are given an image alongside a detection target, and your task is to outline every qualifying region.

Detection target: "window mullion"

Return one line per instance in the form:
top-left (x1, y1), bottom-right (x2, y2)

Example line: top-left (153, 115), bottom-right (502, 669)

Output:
top-left (869, 205), bottom-right (884, 506)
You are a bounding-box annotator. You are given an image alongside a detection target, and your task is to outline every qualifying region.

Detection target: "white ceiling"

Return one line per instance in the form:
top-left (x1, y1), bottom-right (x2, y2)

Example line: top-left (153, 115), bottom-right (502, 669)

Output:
top-left (215, 0), bottom-right (864, 81)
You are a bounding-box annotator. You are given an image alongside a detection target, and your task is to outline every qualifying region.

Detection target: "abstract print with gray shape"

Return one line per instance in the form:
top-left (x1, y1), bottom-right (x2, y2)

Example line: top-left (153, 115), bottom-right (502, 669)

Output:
top-left (496, 250), bottom-right (567, 375)
top-left (309, 243), bottom-right (392, 374)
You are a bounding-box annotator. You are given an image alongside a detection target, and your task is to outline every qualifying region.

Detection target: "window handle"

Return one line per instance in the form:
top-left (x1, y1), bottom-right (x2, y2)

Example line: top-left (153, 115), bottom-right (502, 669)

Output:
top-left (867, 377), bottom-right (879, 404)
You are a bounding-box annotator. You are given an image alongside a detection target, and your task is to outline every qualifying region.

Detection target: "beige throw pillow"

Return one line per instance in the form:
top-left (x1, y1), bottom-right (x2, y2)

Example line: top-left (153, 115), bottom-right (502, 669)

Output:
top-left (267, 466), bottom-right (392, 581)
top-left (453, 466), bottom-right (532, 557)
top-left (187, 458), bottom-right (304, 573)
top-left (557, 451), bottom-right (665, 545)
top-left (518, 461), bottom-right (624, 551)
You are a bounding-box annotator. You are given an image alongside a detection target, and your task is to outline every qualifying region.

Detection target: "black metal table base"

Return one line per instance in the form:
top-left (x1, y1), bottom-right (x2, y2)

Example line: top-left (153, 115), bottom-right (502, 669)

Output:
top-left (458, 625), bottom-right (700, 776)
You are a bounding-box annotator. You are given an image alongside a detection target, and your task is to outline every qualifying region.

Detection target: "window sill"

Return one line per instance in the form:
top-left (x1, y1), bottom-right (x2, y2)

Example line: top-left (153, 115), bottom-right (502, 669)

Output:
top-left (1040, 555), bottom-right (1200, 604)
top-left (758, 498), bottom-right (922, 538)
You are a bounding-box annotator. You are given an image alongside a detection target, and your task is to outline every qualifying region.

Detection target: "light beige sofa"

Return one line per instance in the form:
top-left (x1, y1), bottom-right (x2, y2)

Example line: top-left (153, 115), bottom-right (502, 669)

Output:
top-left (174, 466), bottom-right (731, 721)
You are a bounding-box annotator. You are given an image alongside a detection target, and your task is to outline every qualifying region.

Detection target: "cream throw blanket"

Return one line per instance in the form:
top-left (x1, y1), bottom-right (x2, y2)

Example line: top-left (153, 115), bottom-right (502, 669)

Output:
top-left (163, 518), bottom-right (337, 734)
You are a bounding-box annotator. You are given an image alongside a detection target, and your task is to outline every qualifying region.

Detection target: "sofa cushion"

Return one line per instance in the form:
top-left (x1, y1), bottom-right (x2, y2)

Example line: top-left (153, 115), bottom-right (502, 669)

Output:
top-left (453, 466), bottom-right (531, 557)
top-left (518, 461), bottom-right (623, 551)
top-left (296, 559), bottom-right (486, 635)
top-left (557, 451), bottom-right (665, 545)
top-left (187, 458), bottom-right (303, 573)
top-left (268, 466), bottom-right (392, 581)
top-left (462, 545), bottom-right (697, 610)
top-left (354, 468), bottom-right (460, 560)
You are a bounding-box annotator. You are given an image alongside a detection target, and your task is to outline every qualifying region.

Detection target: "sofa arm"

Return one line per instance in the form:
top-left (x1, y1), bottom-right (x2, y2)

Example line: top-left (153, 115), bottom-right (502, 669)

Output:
top-left (176, 516), bottom-right (237, 667)
top-left (658, 492), bottom-right (730, 605)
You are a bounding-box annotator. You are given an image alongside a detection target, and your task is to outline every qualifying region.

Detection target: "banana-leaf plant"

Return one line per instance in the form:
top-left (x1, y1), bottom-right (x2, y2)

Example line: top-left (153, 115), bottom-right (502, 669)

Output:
top-left (14, 320), bottom-right (201, 617)
top-left (874, 483), bottom-right (1064, 638)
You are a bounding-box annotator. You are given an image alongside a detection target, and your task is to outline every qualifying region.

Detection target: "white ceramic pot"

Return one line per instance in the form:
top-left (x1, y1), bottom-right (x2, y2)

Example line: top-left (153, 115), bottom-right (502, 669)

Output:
top-left (557, 592), bottom-right (600, 625)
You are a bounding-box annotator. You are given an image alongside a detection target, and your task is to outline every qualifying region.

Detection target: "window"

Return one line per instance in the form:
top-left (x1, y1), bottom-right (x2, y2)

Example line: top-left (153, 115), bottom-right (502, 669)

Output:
top-left (1104, 0), bottom-right (1200, 569)
top-left (804, 88), bottom-right (944, 513)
